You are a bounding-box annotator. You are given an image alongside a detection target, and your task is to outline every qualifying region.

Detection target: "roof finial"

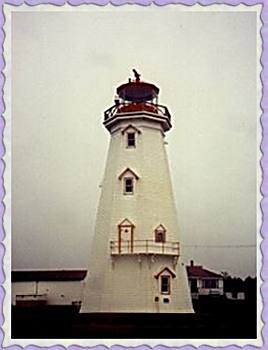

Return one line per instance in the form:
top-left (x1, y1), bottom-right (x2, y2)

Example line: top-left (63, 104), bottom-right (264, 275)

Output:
top-left (132, 69), bottom-right (141, 82)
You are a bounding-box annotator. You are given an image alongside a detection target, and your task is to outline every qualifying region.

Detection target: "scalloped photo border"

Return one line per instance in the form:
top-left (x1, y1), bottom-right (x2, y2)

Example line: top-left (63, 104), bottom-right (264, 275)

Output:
top-left (0, 2), bottom-right (266, 349)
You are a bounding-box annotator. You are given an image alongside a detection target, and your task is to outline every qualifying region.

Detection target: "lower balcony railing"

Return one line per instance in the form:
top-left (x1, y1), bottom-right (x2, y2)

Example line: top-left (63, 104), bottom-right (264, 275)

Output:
top-left (110, 240), bottom-right (180, 256)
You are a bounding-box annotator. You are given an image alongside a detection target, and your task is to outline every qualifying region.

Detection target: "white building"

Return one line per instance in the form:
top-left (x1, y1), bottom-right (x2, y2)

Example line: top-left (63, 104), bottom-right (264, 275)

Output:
top-left (186, 261), bottom-right (224, 299)
top-left (81, 71), bottom-right (193, 313)
top-left (12, 270), bottom-right (87, 308)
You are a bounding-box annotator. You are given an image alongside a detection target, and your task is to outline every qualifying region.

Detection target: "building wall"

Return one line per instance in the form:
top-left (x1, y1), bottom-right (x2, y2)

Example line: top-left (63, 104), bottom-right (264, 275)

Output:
top-left (108, 120), bottom-right (180, 243)
top-left (12, 280), bottom-right (84, 306)
top-left (189, 278), bottom-right (224, 297)
top-left (81, 116), bottom-right (193, 313)
top-left (84, 255), bottom-right (192, 313)
top-left (12, 281), bottom-right (36, 305)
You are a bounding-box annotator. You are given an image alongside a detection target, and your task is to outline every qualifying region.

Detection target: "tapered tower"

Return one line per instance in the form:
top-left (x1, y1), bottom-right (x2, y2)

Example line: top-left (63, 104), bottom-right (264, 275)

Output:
top-left (81, 71), bottom-right (193, 313)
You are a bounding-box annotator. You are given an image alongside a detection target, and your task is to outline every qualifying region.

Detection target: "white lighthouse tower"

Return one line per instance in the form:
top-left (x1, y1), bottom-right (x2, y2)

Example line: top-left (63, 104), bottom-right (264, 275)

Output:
top-left (81, 71), bottom-right (193, 313)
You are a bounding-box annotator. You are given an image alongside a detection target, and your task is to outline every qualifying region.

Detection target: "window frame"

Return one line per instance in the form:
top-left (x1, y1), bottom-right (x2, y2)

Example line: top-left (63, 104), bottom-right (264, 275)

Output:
top-left (202, 279), bottom-right (219, 289)
top-left (126, 132), bottom-right (136, 148)
top-left (160, 275), bottom-right (171, 295)
top-left (124, 177), bottom-right (134, 195)
top-left (154, 225), bottom-right (166, 243)
top-left (155, 230), bottom-right (166, 243)
top-left (118, 219), bottom-right (135, 254)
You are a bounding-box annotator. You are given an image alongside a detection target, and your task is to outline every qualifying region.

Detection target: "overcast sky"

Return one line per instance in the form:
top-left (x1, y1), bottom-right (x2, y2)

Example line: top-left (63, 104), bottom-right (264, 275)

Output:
top-left (10, 5), bottom-right (259, 278)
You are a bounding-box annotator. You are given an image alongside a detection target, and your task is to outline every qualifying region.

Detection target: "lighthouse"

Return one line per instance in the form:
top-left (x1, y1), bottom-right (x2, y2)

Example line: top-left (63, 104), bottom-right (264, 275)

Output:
top-left (81, 71), bottom-right (193, 313)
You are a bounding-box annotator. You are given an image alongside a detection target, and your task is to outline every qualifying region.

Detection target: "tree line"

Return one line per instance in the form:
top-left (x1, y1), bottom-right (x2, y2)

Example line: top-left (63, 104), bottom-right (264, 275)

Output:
top-left (223, 274), bottom-right (256, 300)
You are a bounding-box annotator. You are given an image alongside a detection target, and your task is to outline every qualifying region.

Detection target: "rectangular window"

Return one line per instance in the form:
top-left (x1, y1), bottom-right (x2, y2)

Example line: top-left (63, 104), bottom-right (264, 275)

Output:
top-left (124, 178), bottom-right (134, 194)
top-left (202, 279), bottom-right (218, 289)
top-left (161, 276), bottom-right (170, 294)
top-left (127, 133), bottom-right (136, 147)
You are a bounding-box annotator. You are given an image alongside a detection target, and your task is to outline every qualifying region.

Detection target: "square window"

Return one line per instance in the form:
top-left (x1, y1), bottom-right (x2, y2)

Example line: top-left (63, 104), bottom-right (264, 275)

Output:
top-left (127, 133), bottom-right (136, 147)
top-left (124, 178), bottom-right (134, 194)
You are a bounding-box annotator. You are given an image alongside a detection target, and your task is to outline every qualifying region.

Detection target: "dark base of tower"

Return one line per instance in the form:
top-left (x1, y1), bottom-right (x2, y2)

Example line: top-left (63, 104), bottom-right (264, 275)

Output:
top-left (12, 298), bottom-right (257, 339)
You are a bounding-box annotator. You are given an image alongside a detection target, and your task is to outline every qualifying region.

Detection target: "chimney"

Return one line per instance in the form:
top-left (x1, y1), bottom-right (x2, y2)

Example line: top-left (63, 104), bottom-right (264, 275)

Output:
top-left (190, 260), bottom-right (194, 267)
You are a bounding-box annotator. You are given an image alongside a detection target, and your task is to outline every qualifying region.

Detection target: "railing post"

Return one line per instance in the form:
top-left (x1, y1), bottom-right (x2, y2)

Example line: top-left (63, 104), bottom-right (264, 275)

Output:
top-left (110, 241), bottom-right (114, 255)
top-left (146, 240), bottom-right (148, 254)
top-left (162, 242), bottom-right (164, 254)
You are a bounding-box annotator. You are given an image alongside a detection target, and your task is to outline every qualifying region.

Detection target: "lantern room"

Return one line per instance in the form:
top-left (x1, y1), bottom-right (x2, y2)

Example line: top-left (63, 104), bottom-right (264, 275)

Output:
top-left (116, 69), bottom-right (159, 104)
top-left (104, 69), bottom-right (172, 133)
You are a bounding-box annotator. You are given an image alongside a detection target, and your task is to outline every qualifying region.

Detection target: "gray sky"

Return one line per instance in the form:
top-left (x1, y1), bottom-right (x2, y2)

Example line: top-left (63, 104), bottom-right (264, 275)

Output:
top-left (11, 6), bottom-right (258, 278)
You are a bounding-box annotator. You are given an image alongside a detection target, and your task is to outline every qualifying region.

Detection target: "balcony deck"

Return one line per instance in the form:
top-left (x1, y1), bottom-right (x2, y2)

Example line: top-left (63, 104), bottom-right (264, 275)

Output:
top-left (110, 240), bottom-right (180, 256)
top-left (104, 102), bottom-right (171, 122)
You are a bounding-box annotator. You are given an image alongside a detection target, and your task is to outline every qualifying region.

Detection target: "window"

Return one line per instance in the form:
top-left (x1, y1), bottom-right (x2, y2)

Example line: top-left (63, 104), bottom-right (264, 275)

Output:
top-left (161, 275), bottom-right (170, 294)
top-left (163, 298), bottom-right (170, 303)
top-left (127, 132), bottom-right (136, 147)
top-left (202, 279), bottom-right (219, 289)
top-left (155, 231), bottom-right (166, 243)
top-left (119, 168), bottom-right (139, 195)
top-left (155, 267), bottom-right (175, 296)
top-left (154, 224), bottom-right (166, 243)
top-left (124, 177), bottom-right (134, 194)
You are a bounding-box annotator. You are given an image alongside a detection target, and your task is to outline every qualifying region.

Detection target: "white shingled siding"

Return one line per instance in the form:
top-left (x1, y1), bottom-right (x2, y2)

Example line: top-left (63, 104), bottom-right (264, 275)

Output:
top-left (81, 115), bottom-right (193, 313)
top-left (12, 281), bottom-right (36, 305)
top-left (12, 280), bottom-right (84, 306)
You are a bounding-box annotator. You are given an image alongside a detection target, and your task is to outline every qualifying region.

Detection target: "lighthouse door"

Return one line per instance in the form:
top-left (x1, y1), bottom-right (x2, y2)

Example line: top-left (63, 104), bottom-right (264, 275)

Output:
top-left (118, 220), bottom-right (134, 254)
top-left (119, 227), bottom-right (133, 253)
top-left (118, 219), bottom-right (135, 254)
